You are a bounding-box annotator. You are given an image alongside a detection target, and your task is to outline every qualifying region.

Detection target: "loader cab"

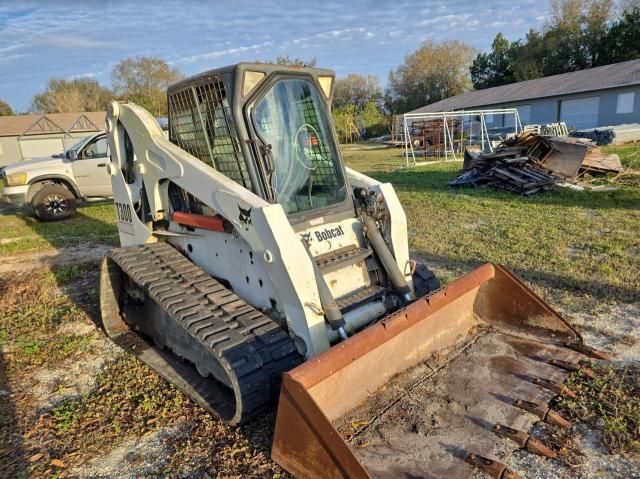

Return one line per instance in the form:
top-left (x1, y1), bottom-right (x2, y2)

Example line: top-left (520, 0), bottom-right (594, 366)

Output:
top-left (167, 63), bottom-right (353, 223)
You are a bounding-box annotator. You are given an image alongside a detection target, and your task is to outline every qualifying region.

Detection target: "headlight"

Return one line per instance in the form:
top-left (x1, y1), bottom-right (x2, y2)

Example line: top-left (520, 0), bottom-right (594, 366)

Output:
top-left (6, 172), bottom-right (27, 186)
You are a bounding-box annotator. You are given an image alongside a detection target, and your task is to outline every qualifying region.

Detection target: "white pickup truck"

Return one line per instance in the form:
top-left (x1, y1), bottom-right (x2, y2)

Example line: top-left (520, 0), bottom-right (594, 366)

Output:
top-left (0, 132), bottom-right (112, 221)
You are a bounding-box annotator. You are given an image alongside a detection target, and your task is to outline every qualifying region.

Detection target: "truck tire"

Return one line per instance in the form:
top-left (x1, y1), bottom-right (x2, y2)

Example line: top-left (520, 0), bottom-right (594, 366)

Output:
top-left (31, 184), bottom-right (77, 221)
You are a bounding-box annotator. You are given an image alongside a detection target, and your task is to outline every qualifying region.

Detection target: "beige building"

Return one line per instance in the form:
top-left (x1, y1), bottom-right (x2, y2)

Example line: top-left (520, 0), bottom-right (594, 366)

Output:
top-left (0, 112), bottom-right (105, 167)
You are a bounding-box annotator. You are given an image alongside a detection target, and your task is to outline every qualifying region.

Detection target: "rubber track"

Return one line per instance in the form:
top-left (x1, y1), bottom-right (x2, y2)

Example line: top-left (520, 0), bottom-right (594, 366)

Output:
top-left (107, 241), bottom-right (301, 423)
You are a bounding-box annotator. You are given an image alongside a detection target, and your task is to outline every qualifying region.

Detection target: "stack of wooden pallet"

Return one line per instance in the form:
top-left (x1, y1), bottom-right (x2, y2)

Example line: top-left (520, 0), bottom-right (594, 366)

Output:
top-left (451, 150), bottom-right (558, 195)
top-left (450, 132), bottom-right (623, 195)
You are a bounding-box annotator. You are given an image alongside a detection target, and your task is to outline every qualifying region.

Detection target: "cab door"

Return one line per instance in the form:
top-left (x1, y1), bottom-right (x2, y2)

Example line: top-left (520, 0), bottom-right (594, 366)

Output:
top-left (71, 135), bottom-right (112, 197)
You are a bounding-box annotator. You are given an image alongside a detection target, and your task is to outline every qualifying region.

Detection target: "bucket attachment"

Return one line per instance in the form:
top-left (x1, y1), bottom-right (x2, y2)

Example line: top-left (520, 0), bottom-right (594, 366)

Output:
top-left (272, 264), bottom-right (601, 478)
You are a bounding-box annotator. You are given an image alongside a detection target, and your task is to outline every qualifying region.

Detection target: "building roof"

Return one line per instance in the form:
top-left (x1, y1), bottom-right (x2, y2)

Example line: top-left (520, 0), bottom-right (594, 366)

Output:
top-left (411, 59), bottom-right (640, 114)
top-left (0, 112), bottom-right (105, 137)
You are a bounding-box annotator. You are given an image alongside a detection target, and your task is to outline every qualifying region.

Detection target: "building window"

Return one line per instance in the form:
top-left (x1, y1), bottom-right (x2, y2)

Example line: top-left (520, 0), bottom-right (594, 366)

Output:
top-left (616, 92), bottom-right (635, 114)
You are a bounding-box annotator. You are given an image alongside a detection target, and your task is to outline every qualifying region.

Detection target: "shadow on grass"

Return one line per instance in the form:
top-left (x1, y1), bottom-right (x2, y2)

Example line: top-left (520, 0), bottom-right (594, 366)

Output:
top-left (364, 168), bottom-right (640, 210)
top-left (420, 251), bottom-right (639, 303)
top-left (12, 202), bottom-right (118, 251)
top-left (0, 348), bottom-right (27, 477)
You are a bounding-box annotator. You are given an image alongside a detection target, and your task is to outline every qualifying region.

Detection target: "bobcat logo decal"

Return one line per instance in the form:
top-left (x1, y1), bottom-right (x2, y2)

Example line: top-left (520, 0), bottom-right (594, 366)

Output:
top-left (300, 232), bottom-right (312, 245)
top-left (238, 205), bottom-right (252, 230)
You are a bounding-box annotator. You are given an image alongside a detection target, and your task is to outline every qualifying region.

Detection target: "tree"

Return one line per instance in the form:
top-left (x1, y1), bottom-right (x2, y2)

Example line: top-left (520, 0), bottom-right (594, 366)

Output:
top-left (272, 56), bottom-right (316, 67)
top-left (542, 0), bottom-right (614, 74)
top-left (0, 100), bottom-right (12, 116)
top-left (359, 101), bottom-right (387, 137)
top-left (333, 74), bottom-right (382, 110)
top-left (601, 7), bottom-right (640, 63)
top-left (332, 104), bottom-right (359, 143)
top-left (468, 0), bottom-right (634, 89)
top-left (31, 78), bottom-right (114, 113)
top-left (509, 30), bottom-right (546, 81)
top-left (471, 33), bottom-right (515, 89)
top-left (112, 56), bottom-right (182, 116)
top-left (385, 40), bottom-right (475, 113)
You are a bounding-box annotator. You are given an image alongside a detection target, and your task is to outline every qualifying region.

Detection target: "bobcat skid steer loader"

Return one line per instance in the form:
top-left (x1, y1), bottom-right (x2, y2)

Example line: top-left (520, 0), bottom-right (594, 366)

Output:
top-left (99, 63), bottom-right (609, 479)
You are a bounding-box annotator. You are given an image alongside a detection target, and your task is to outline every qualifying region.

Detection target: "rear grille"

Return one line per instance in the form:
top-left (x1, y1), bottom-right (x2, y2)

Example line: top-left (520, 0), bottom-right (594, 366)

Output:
top-left (168, 78), bottom-right (252, 189)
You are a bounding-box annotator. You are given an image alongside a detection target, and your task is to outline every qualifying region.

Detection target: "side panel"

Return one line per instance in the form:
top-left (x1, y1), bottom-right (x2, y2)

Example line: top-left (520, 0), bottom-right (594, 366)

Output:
top-left (168, 231), bottom-right (279, 313)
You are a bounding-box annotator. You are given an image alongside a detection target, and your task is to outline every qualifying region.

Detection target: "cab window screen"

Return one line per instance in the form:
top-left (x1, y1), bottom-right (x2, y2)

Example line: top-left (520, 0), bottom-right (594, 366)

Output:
top-left (168, 80), bottom-right (252, 189)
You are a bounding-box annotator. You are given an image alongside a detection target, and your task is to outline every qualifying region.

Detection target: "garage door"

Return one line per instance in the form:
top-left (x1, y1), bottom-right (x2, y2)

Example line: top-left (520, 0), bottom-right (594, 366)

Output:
top-left (560, 97), bottom-right (599, 130)
top-left (18, 137), bottom-right (64, 160)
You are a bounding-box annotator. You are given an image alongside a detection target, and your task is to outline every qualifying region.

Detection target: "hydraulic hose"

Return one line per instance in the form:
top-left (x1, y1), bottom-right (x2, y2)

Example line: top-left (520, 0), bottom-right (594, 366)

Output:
top-left (362, 213), bottom-right (413, 303)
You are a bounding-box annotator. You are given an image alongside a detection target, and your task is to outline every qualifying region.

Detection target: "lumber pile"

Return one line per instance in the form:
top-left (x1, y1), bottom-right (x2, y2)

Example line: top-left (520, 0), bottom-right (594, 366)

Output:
top-left (451, 149), bottom-right (557, 195)
top-left (511, 132), bottom-right (623, 177)
top-left (450, 132), bottom-right (623, 195)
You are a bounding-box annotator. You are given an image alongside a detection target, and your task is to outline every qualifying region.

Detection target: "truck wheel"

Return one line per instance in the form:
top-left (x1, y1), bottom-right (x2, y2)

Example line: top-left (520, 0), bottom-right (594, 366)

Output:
top-left (31, 184), bottom-right (77, 221)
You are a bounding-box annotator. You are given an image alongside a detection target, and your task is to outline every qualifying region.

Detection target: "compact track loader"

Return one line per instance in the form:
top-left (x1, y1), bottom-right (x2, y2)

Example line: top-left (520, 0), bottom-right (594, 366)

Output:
top-left (99, 63), bottom-right (609, 478)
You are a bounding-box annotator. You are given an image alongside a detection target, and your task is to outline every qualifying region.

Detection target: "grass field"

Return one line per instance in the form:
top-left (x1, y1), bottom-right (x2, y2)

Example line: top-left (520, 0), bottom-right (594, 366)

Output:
top-left (0, 142), bottom-right (638, 477)
top-left (2, 143), bottom-right (638, 301)
top-left (342, 143), bottom-right (640, 301)
top-left (0, 201), bottom-right (118, 256)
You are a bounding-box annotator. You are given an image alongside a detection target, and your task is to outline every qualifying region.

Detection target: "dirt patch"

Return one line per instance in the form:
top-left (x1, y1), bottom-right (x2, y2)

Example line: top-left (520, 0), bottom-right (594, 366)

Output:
top-left (26, 335), bottom-right (121, 411)
top-left (541, 291), bottom-right (640, 364)
top-left (509, 424), bottom-right (640, 479)
top-left (0, 243), bottom-right (111, 275)
top-left (69, 424), bottom-right (188, 478)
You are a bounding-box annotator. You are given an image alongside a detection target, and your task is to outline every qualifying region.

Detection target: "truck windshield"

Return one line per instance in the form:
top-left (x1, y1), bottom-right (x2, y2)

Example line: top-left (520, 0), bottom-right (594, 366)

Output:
top-left (253, 79), bottom-right (347, 214)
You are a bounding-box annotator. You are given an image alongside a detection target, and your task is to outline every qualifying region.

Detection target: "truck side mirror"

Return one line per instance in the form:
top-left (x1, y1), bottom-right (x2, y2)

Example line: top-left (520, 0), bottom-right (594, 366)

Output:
top-left (67, 150), bottom-right (78, 160)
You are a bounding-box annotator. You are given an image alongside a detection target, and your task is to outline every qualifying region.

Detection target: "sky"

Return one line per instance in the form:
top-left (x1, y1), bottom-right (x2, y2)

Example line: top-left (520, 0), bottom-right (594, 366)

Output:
top-left (0, 0), bottom-right (551, 112)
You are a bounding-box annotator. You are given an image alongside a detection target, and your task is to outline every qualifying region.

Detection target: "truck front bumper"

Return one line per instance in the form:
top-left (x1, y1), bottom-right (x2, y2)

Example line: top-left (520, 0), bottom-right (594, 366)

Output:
top-left (0, 184), bottom-right (29, 207)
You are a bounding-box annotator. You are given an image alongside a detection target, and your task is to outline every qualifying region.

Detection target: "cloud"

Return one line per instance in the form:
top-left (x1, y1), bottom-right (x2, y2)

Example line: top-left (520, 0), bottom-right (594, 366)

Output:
top-left (0, 42), bottom-right (25, 54)
top-left (68, 71), bottom-right (102, 80)
top-left (47, 35), bottom-right (114, 49)
top-left (0, 0), bottom-right (553, 111)
top-left (417, 14), bottom-right (462, 26)
top-left (179, 41), bottom-right (273, 63)
top-left (0, 53), bottom-right (26, 65)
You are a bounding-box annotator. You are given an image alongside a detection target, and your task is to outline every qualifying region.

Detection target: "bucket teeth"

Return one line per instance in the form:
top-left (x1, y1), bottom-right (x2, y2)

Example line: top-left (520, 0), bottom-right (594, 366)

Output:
top-left (545, 409), bottom-right (572, 429)
top-left (492, 424), bottom-right (558, 459)
top-left (531, 377), bottom-right (577, 398)
top-left (513, 399), bottom-right (572, 428)
top-left (563, 342), bottom-right (611, 360)
top-left (492, 424), bottom-right (527, 447)
top-left (548, 358), bottom-right (597, 379)
top-left (465, 453), bottom-right (523, 479)
top-left (526, 436), bottom-right (558, 459)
